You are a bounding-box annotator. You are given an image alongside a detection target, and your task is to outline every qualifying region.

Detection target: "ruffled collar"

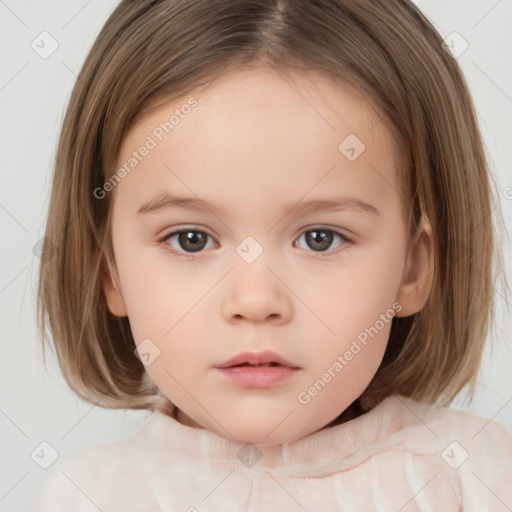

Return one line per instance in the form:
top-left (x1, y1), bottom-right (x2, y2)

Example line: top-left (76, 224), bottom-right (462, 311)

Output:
top-left (133, 394), bottom-right (416, 477)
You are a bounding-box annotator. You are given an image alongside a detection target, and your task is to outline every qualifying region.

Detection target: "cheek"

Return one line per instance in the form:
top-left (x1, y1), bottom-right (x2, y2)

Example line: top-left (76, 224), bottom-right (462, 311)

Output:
top-left (291, 243), bottom-right (405, 342)
top-left (114, 238), bottom-right (204, 336)
top-left (120, 261), bottom-right (210, 400)
top-left (296, 318), bottom-right (392, 417)
top-left (117, 254), bottom-right (220, 382)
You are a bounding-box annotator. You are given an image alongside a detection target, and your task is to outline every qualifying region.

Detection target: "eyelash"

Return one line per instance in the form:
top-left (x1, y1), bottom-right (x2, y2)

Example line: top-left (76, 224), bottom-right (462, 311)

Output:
top-left (156, 226), bottom-right (352, 259)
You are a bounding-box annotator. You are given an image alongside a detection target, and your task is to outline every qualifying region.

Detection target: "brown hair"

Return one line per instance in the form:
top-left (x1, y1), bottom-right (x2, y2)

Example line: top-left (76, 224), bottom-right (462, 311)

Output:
top-left (37, 0), bottom-right (504, 412)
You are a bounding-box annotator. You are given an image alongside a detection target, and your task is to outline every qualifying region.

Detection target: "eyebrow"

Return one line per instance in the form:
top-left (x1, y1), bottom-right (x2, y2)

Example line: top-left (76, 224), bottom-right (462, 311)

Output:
top-left (137, 191), bottom-right (380, 218)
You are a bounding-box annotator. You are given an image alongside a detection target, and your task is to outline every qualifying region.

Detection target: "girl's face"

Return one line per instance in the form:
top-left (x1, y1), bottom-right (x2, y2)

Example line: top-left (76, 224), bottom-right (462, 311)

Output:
top-left (103, 66), bottom-right (432, 445)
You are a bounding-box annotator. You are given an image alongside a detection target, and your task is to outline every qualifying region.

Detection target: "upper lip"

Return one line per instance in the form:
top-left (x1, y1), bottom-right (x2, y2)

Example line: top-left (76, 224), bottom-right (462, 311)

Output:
top-left (214, 350), bottom-right (300, 369)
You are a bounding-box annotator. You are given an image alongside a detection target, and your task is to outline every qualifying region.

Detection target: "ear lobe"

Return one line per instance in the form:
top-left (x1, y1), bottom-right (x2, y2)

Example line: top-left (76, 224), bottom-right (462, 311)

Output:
top-left (100, 259), bottom-right (128, 317)
top-left (395, 217), bottom-right (434, 317)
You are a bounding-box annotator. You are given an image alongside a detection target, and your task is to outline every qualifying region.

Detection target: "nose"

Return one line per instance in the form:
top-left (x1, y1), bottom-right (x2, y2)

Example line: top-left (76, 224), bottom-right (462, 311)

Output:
top-left (221, 260), bottom-right (293, 325)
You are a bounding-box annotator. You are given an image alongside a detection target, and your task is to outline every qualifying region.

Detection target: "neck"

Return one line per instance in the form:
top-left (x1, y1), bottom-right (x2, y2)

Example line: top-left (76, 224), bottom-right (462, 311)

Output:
top-left (172, 406), bottom-right (204, 429)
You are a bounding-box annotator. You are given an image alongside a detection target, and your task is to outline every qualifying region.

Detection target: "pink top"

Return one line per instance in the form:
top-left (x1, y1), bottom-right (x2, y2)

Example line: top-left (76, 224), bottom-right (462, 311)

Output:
top-left (36, 394), bottom-right (512, 511)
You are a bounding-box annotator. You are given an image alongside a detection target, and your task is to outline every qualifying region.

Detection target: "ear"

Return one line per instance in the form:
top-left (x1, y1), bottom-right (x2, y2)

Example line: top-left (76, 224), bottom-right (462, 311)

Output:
top-left (395, 216), bottom-right (434, 317)
top-left (100, 259), bottom-right (128, 317)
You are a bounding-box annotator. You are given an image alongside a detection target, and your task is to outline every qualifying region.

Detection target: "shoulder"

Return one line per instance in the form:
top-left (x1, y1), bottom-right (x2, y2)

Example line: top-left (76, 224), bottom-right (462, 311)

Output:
top-left (374, 395), bottom-right (512, 509)
top-left (377, 393), bottom-right (509, 430)
top-left (383, 394), bottom-right (512, 453)
top-left (35, 434), bottom-right (159, 512)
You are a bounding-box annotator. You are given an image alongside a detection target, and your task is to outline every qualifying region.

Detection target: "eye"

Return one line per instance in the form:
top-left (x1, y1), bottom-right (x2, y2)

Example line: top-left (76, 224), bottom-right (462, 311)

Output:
top-left (157, 226), bottom-right (351, 258)
top-left (294, 228), bottom-right (350, 255)
top-left (158, 228), bottom-right (216, 255)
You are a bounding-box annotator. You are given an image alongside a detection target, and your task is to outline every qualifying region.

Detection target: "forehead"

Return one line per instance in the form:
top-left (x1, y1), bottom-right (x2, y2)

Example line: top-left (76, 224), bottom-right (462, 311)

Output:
top-left (114, 66), bottom-right (403, 210)
top-left (124, 65), bottom-right (394, 151)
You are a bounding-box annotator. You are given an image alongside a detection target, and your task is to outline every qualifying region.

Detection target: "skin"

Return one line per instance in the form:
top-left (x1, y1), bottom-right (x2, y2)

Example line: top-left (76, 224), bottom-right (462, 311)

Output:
top-left (102, 65), bottom-right (433, 446)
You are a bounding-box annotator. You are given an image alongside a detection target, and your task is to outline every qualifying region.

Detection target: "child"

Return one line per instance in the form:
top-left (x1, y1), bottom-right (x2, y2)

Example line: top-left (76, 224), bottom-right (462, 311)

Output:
top-left (36, 0), bottom-right (512, 510)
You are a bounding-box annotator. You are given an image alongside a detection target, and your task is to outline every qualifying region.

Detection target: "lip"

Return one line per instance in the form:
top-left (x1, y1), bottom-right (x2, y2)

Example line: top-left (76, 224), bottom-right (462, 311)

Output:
top-left (213, 351), bottom-right (301, 388)
top-left (213, 350), bottom-right (300, 369)
top-left (216, 366), bottom-right (299, 388)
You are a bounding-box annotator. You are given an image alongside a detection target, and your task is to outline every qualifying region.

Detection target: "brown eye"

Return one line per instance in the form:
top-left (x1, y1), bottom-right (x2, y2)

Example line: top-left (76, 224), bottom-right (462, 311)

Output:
top-left (295, 228), bottom-right (348, 253)
top-left (161, 229), bottom-right (215, 253)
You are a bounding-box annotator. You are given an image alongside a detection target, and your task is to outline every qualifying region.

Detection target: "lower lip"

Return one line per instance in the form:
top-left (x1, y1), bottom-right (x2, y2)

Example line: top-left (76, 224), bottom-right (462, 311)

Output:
top-left (215, 365), bottom-right (299, 388)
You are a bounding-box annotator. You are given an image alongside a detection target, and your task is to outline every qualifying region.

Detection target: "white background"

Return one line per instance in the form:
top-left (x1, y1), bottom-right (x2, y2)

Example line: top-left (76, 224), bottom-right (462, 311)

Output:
top-left (1, 1), bottom-right (511, 510)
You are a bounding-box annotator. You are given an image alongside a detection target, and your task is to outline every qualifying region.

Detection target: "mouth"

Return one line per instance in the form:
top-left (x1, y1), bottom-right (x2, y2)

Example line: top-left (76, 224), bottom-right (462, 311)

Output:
top-left (232, 362), bottom-right (281, 367)
top-left (215, 365), bottom-right (299, 388)
top-left (213, 350), bottom-right (300, 369)
top-left (213, 351), bottom-right (300, 388)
